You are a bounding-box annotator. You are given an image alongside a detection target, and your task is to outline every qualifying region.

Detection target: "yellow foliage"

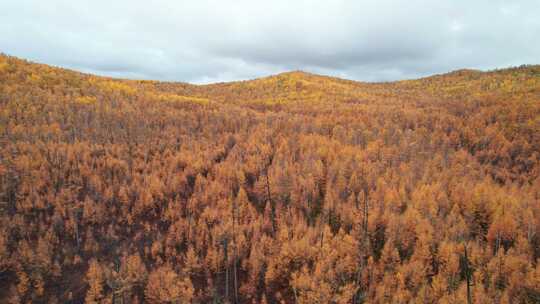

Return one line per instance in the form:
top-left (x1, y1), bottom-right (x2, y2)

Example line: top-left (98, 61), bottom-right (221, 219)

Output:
top-left (0, 61), bottom-right (8, 72)
top-left (75, 95), bottom-right (97, 105)
top-left (97, 80), bottom-right (137, 95)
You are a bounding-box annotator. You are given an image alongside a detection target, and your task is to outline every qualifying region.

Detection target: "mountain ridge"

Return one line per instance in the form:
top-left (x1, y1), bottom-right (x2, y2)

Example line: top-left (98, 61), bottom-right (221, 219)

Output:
top-left (2, 53), bottom-right (539, 110)
top-left (2, 53), bottom-right (539, 87)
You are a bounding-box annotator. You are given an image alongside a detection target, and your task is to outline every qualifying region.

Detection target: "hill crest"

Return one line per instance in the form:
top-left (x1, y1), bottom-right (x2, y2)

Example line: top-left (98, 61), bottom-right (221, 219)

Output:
top-left (2, 53), bottom-right (539, 87)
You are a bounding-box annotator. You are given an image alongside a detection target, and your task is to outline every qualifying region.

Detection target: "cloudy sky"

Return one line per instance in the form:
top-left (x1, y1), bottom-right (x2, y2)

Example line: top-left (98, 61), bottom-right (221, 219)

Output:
top-left (1, 0), bottom-right (539, 84)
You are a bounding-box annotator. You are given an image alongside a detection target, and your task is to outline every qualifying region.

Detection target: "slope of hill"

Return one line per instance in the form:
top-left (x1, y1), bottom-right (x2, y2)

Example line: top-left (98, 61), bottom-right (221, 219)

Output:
top-left (0, 54), bottom-right (539, 303)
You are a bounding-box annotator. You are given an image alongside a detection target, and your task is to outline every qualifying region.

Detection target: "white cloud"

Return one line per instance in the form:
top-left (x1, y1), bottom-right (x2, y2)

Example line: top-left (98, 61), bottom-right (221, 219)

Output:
top-left (1, 0), bottom-right (539, 83)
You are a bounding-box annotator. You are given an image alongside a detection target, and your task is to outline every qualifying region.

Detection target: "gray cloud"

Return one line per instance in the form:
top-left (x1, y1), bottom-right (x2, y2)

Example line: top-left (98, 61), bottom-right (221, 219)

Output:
top-left (1, 0), bottom-right (539, 83)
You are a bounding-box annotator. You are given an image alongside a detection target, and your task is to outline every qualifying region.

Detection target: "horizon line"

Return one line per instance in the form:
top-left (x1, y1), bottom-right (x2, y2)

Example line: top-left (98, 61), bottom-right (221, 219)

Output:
top-left (1, 52), bottom-right (538, 87)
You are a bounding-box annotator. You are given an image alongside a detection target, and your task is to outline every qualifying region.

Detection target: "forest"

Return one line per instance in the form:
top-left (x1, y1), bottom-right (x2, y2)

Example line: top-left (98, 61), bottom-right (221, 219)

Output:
top-left (0, 54), bottom-right (539, 303)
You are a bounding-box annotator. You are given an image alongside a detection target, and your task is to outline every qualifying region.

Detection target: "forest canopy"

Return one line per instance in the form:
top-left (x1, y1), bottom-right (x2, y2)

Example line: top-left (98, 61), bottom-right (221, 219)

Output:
top-left (0, 54), bottom-right (539, 303)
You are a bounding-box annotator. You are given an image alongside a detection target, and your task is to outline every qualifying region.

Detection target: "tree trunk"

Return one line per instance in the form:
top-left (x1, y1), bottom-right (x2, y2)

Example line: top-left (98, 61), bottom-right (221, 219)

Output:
top-left (232, 199), bottom-right (238, 304)
top-left (464, 244), bottom-right (472, 304)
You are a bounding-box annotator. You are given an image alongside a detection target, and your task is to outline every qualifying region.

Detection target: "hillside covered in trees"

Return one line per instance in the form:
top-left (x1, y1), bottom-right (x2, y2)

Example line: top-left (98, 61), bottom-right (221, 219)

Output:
top-left (1, 54), bottom-right (540, 303)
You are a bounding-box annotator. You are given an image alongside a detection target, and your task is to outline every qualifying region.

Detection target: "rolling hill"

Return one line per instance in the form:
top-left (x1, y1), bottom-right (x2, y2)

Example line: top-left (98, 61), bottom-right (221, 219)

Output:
top-left (0, 54), bottom-right (539, 303)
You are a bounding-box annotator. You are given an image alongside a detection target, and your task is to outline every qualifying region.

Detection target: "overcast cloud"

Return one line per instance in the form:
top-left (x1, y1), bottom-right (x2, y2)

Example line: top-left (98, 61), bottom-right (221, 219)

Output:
top-left (1, 0), bottom-right (539, 83)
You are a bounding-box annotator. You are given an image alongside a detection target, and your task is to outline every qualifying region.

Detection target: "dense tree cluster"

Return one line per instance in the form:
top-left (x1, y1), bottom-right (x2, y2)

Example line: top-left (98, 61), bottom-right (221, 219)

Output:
top-left (0, 54), bottom-right (539, 303)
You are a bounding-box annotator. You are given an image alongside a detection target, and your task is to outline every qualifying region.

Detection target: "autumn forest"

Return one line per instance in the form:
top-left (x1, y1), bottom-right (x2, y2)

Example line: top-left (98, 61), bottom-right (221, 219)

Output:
top-left (0, 54), bottom-right (539, 303)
